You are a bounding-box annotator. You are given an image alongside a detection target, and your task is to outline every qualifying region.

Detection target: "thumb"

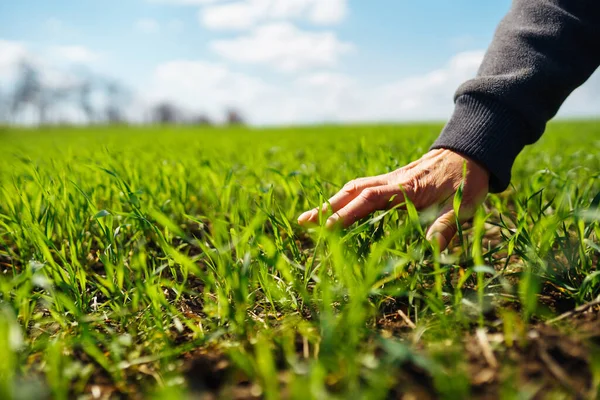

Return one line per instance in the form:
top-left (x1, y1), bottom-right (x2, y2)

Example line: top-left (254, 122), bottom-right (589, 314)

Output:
top-left (426, 204), bottom-right (458, 251)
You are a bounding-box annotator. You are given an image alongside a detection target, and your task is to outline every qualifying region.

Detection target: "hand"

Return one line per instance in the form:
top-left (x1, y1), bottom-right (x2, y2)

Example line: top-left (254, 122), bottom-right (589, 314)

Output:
top-left (297, 148), bottom-right (490, 250)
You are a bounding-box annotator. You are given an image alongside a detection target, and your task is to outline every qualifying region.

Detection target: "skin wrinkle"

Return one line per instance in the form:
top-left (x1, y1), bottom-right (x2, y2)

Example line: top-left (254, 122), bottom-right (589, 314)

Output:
top-left (298, 149), bottom-right (490, 250)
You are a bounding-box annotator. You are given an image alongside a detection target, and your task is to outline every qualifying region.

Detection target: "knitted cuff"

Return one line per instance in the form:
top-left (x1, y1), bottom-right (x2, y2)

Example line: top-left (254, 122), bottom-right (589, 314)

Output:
top-left (431, 94), bottom-right (531, 192)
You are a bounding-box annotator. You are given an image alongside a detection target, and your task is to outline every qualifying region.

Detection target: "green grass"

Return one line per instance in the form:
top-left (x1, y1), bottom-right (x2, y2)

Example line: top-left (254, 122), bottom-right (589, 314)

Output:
top-left (0, 121), bottom-right (599, 399)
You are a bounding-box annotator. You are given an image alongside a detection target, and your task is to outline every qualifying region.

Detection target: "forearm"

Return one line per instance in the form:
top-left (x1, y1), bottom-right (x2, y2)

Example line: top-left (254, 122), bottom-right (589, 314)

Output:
top-left (432, 0), bottom-right (600, 192)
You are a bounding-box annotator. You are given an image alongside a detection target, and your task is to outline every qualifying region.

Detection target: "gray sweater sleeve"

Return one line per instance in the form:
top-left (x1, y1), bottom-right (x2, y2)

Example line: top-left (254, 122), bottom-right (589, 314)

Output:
top-left (431, 0), bottom-right (600, 192)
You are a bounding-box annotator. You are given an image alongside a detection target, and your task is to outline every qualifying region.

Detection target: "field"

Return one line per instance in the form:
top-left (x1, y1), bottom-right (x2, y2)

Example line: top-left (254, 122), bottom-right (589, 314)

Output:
top-left (1, 121), bottom-right (600, 399)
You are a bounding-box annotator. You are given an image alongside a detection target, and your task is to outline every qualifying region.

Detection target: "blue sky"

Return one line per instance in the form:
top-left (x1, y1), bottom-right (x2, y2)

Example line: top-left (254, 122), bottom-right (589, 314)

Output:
top-left (1, 0), bottom-right (598, 124)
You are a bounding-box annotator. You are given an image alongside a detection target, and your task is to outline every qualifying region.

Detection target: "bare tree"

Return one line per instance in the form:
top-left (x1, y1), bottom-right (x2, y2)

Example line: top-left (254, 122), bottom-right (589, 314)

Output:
top-left (225, 108), bottom-right (245, 126)
top-left (152, 102), bottom-right (180, 124)
top-left (3, 61), bottom-right (139, 126)
top-left (0, 88), bottom-right (8, 124)
top-left (11, 61), bottom-right (42, 124)
top-left (190, 113), bottom-right (213, 126)
top-left (78, 80), bottom-right (95, 124)
top-left (103, 79), bottom-right (130, 124)
top-left (38, 90), bottom-right (52, 125)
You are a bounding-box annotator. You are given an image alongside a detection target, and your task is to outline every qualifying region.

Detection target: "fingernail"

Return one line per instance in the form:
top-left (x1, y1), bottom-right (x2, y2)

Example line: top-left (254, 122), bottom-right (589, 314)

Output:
top-left (425, 230), bottom-right (435, 241)
top-left (298, 209), bottom-right (319, 224)
top-left (298, 211), bottom-right (311, 223)
top-left (325, 214), bottom-right (339, 228)
top-left (427, 231), bottom-right (447, 250)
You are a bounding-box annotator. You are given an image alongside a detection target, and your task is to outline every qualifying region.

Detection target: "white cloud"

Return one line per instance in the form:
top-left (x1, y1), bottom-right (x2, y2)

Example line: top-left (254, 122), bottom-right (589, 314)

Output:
top-left (144, 50), bottom-right (488, 125)
top-left (135, 18), bottom-right (161, 34)
top-left (210, 23), bottom-right (354, 72)
top-left (0, 40), bottom-right (31, 83)
top-left (49, 45), bottom-right (101, 65)
top-left (200, 0), bottom-right (347, 30)
top-left (308, 0), bottom-right (347, 24)
top-left (202, 1), bottom-right (262, 30)
top-left (283, 51), bottom-right (600, 123)
top-left (3, 40), bottom-right (597, 126)
top-left (0, 40), bottom-right (29, 69)
top-left (558, 68), bottom-right (600, 118)
top-left (359, 50), bottom-right (485, 121)
top-left (147, 60), bottom-right (275, 121)
top-left (37, 68), bottom-right (82, 91)
top-left (0, 40), bottom-right (100, 91)
top-left (287, 72), bottom-right (358, 121)
top-left (146, 59), bottom-right (353, 124)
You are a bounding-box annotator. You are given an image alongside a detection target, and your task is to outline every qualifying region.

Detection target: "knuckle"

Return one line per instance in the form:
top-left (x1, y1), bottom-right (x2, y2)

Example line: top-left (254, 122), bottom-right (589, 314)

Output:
top-left (411, 173), bottom-right (428, 192)
top-left (401, 179), bottom-right (418, 194)
top-left (360, 187), bottom-right (381, 203)
top-left (342, 179), bottom-right (359, 193)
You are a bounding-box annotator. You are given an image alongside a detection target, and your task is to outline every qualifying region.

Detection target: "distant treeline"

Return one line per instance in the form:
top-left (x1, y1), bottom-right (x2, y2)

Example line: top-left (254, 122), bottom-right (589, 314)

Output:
top-left (0, 60), bottom-right (245, 127)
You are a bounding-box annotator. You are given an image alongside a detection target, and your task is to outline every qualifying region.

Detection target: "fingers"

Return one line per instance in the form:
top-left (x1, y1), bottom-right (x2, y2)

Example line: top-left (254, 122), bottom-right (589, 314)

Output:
top-left (298, 175), bottom-right (388, 225)
top-left (297, 149), bottom-right (490, 254)
top-left (326, 184), bottom-right (407, 228)
top-left (425, 204), bottom-right (457, 251)
top-left (328, 176), bottom-right (388, 210)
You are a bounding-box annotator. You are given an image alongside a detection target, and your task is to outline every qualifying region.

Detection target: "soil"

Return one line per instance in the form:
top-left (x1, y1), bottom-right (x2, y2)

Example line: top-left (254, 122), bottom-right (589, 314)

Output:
top-left (182, 301), bottom-right (600, 399)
